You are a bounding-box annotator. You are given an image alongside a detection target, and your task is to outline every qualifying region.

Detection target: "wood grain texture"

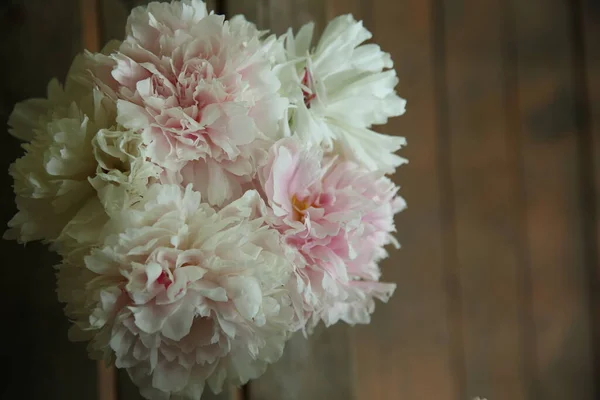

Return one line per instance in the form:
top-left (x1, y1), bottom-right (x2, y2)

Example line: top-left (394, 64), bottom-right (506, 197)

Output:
top-left (82, 0), bottom-right (101, 51)
top-left (249, 325), bottom-right (354, 400)
top-left (512, 0), bottom-right (595, 399)
top-left (227, 0), bottom-right (325, 35)
top-left (350, 0), bottom-right (458, 399)
top-left (326, 0), bottom-right (363, 20)
top-left (225, 1), bottom-right (352, 399)
top-left (440, 0), bottom-right (528, 399)
top-left (118, 369), bottom-right (239, 400)
top-left (98, 363), bottom-right (119, 400)
top-left (99, 0), bottom-right (130, 42)
top-left (0, 1), bottom-right (98, 399)
top-left (579, 0), bottom-right (600, 394)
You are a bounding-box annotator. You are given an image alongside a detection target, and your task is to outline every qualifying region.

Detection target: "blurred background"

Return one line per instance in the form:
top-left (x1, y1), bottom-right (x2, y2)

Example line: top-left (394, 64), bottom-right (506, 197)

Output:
top-left (1, 0), bottom-right (599, 399)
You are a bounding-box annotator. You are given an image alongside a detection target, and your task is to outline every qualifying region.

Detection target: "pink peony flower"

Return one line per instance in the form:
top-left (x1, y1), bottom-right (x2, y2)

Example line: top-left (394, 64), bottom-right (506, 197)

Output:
top-left (258, 137), bottom-right (403, 328)
top-left (95, 0), bottom-right (287, 206)
top-left (57, 184), bottom-right (299, 400)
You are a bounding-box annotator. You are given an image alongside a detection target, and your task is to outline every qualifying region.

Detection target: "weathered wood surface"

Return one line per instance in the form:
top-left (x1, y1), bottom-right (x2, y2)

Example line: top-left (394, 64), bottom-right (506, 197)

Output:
top-left (441, 0), bottom-right (528, 399)
top-left (581, 0), bottom-right (600, 394)
top-left (513, 0), bottom-right (595, 399)
top-left (351, 1), bottom-right (457, 399)
top-left (0, 0), bottom-right (98, 399)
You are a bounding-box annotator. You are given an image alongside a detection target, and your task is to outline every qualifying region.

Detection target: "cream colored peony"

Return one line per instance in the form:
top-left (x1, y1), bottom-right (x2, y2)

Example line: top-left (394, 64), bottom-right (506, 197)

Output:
top-left (57, 184), bottom-right (299, 400)
top-left (6, 55), bottom-right (99, 245)
top-left (94, 0), bottom-right (287, 207)
top-left (273, 14), bottom-right (407, 173)
top-left (6, 52), bottom-right (160, 254)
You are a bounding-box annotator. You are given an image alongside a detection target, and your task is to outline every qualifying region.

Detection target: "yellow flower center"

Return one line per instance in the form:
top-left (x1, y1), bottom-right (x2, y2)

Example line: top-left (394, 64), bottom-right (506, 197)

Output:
top-left (292, 195), bottom-right (312, 222)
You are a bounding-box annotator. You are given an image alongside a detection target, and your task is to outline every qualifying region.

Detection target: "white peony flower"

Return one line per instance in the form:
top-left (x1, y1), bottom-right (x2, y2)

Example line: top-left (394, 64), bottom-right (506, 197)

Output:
top-left (94, 0), bottom-right (287, 207)
top-left (273, 14), bottom-right (407, 173)
top-left (7, 89), bottom-right (105, 246)
top-left (57, 184), bottom-right (299, 400)
top-left (5, 50), bottom-right (160, 253)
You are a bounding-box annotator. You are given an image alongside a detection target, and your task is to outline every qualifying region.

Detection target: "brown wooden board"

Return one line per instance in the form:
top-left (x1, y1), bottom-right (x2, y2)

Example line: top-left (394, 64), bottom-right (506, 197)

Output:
top-left (580, 0), bottom-right (600, 395)
top-left (225, 1), bottom-right (354, 399)
top-left (227, 0), bottom-right (326, 35)
top-left (512, 0), bottom-right (595, 399)
top-left (349, 0), bottom-right (459, 399)
top-left (247, 324), bottom-right (354, 400)
top-left (0, 0), bottom-right (98, 399)
top-left (82, 0), bottom-right (101, 51)
top-left (440, 0), bottom-right (529, 398)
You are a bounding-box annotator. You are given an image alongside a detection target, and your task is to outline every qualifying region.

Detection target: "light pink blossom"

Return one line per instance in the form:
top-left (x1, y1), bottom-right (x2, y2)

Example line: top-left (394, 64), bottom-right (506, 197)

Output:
top-left (96, 0), bottom-right (287, 206)
top-left (259, 137), bottom-right (403, 327)
top-left (5, 47), bottom-right (159, 253)
top-left (57, 184), bottom-right (299, 399)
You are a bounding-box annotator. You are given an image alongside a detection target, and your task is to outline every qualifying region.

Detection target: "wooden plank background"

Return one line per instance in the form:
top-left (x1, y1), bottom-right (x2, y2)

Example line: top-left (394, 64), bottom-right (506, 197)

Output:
top-left (0, 1), bottom-right (97, 399)
top-left (1, 0), bottom-right (599, 399)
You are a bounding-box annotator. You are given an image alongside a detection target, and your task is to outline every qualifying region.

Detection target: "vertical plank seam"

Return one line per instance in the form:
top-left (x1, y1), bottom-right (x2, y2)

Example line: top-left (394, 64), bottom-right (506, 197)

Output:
top-left (96, 0), bottom-right (108, 47)
top-left (503, 0), bottom-right (538, 398)
top-left (82, 0), bottom-right (101, 51)
top-left (431, 0), bottom-right (466, 398)
top-left (568, 0), bottom-right (600, 398)
top-left (97, 361), bottom-right (119, 400)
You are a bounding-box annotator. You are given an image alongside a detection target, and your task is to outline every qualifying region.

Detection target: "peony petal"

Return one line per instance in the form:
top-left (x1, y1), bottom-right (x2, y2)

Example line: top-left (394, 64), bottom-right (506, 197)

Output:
top-left (162, 301), bottom-right (195, 341)
top-left (225, 276), bottom-right (262, 320)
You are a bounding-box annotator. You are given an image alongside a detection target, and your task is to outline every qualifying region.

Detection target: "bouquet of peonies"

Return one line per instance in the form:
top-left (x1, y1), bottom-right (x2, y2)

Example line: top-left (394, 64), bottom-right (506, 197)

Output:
top-left (5, 0), bottom-right (406, 398)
